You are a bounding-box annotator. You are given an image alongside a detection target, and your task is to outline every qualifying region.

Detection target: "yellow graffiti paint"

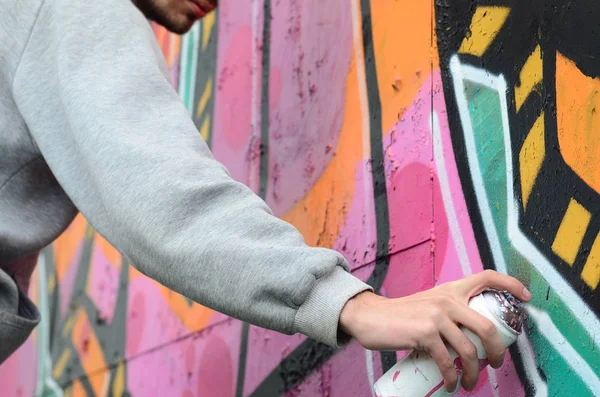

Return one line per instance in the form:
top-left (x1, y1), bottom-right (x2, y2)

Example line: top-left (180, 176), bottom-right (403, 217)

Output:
top-left (552, 198), bottom-right (591, 265)
top-left (520, 112), bottom-right (545, 209)
top-left (62, 315), bottom-right (76, 338)
top-left (53, 349), bottom-right (71, 379)
top-left (113, 361), bottom-right (126, 396)
top-left (72, 310), bottom-right (108, 395)
top-left (200, 115), bottom-right (211, 142)
top-left (458, 6), bottom-right (510, 56)
top-left (515, 45), bottom-right (543, 111)
top-left (48, 272), bottom-right (56, 293)
top-left (196, 78), bottom-right (213, 118)
top-left (582, 233), bottom-right (600, 289)
top-left (202, 12), bottom-right (216, 51)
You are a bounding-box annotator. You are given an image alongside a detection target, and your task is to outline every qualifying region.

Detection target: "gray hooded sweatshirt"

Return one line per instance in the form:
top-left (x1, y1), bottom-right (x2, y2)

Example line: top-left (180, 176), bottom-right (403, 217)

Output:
top-left (0, 0), bottom-right (371, 363)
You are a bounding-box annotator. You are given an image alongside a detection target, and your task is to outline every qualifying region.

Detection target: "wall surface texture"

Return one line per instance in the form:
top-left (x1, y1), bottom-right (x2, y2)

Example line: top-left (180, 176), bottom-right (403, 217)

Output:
top-left (1, 0), bottom-right (599, 396)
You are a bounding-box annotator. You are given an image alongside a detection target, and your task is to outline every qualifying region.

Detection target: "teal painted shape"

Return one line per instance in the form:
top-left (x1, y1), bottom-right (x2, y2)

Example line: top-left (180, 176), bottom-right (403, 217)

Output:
top-left (460, 80), bottom-right (599, 395)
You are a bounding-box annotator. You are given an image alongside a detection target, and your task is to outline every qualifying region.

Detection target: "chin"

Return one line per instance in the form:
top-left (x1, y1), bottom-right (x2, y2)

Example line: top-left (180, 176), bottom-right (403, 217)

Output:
top-left (164, 18), bottom-right (195, 34)
top-left (153, 13), bottom-right (196, 34)
top-left (166, 22), bottom-right (194, 34)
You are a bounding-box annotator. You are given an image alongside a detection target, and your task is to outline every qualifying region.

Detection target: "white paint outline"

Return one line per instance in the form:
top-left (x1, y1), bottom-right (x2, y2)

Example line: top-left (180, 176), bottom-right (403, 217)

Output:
top-left (449, 55), bottom-right (600, 342)
top-left (449, 55), bottom-right (600, 393)
top-left (432, 108), bottom-right (499, 397)
top-left (365, 349), bottom-right (376, 397)
top-left (448, 58), bottom-right (510, 276)
top-left (351, 0), bottom-right (375, 392)
top-left (516, 330), bottom-right (548, 397)
top-left (528, 306), bottom-right (600, 392)
top-left (248, 0), bottom-right (262, 193)
top-left (351, 0), bottom-right (375, 251)
top-left (35, 254), bottom-right (64, 397)
top-left (431, 110), bottom-right (473, 278)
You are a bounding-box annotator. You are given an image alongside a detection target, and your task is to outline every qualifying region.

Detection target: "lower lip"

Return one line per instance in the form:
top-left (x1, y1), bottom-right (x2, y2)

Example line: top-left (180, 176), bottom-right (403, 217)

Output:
top-left (189, 1), bottom-right (206, 18)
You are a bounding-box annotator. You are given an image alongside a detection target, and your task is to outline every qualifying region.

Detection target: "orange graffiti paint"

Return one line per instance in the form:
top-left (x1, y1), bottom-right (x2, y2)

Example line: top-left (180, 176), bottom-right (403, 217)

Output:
top-left (281, 35), bottom-right (365, 249)
top-left (371, 0), bottom-right (438, 136)
top-left (556, 52), bottom-right (600, 194)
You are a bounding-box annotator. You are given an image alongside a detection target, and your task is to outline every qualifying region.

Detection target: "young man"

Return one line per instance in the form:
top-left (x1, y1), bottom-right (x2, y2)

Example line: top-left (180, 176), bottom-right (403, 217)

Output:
top-left (0, 0), bottom-right (531, 392)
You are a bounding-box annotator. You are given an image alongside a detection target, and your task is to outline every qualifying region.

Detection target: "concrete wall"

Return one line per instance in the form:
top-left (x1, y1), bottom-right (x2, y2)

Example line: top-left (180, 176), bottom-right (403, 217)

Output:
top-left (2, 0), bottom-right (599, 395)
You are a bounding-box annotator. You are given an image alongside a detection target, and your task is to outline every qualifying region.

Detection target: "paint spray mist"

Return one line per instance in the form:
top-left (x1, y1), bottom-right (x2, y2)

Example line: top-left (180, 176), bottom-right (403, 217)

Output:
top-left (373, 290), bottom-right (524, 397)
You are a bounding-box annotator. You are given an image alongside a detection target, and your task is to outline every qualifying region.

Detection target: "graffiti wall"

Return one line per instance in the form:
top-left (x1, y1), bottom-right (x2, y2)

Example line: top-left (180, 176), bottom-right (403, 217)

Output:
top-left (1, 0), bottom-right (599, 395)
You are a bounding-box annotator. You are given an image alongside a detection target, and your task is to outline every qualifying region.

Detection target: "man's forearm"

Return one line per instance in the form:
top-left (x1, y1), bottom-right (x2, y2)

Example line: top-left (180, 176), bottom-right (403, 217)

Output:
top-left (12, 0), bottom-right (371, 347)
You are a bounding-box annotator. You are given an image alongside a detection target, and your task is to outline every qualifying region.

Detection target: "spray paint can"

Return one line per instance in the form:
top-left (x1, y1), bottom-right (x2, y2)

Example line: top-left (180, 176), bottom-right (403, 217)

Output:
top-left (373, 290), bottom-right (524, 397)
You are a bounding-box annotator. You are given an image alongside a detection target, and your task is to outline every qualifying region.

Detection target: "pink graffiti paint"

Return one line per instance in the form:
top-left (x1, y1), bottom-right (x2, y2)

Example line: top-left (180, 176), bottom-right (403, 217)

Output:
top-left (333, 161), bottom-right (377, 270)
top-left (211, 0), bottom-right (259, 189)
top-left (58, 242), bottom-right (83, 317)
top-left (424, 380), bottom-right (445, 397)
top-left (243, 326), bottom-right (306, 394)
top-left (393, 370), bottom-right (401, 382)
top-left (264, 0), bottom-right (353, 216)
top-left (88, 244), bottom-right (120, 324)
top-left (0, 336), bottom-right (36, 397)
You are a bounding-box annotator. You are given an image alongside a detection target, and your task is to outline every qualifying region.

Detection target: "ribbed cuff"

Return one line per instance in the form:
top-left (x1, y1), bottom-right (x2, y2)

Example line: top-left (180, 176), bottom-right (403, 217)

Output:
top-left (293, 266), bottom-right (372, 348)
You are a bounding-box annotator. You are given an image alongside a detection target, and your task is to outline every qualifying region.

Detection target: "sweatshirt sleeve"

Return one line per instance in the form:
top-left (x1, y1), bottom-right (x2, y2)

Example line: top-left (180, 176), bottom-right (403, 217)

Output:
top-left (11, 0), bottom-right (371, 347)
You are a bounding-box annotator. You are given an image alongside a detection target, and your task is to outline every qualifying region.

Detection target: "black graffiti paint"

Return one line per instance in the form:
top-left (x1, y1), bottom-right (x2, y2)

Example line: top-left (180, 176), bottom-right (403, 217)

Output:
top-left (245, 0), bottom-right (396, 395)
top-left (435, 0), bottom-right (600, 394)
top-left (436, 0), bottom-right (600, 328)
top-left (46, 227), bottom-right (130, 394)
top-left (192, 11), bottom-right (219, 148)
top-left (235, 1), bottom-right (273, 395)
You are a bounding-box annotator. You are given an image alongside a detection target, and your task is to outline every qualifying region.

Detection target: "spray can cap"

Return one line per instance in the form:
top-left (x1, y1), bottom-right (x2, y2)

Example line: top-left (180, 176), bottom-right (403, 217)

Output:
top-left (482, 289), bottom-right (524, 334)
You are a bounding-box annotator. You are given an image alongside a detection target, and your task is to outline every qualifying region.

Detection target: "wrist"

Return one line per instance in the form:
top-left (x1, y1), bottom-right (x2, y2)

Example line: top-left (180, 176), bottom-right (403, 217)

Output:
top-left (339, 290), bottom-right (385, 338)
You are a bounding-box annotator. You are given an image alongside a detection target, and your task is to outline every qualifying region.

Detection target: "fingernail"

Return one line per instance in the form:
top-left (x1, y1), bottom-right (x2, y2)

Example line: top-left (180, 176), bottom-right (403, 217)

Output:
top-left (522, 287), bottom-right (531, 300)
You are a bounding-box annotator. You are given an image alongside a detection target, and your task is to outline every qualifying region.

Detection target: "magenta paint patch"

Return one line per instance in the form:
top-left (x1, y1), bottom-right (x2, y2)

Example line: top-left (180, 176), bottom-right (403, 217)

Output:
top-left (211, 0), bottom-right (260, 189)
top-left (216, 26), bottom-right (253, 153)
top-left (383, 87), bottom-right (434, 254)
top-left (196, 336), bottom-right (234, 397)
top-left (212, 24), bottom-right (254, 184)
top-left (381, 239), bottom-right (434, 299)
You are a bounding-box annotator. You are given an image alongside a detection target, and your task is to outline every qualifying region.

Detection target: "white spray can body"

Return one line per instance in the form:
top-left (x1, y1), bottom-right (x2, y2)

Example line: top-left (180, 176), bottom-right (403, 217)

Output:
top-left (373, 290), bottom-right (523, 397)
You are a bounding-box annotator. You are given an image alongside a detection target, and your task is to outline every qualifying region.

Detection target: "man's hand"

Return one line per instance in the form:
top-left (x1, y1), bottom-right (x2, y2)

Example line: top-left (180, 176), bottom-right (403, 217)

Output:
top-left (339, 270), bottom-right (531, 392)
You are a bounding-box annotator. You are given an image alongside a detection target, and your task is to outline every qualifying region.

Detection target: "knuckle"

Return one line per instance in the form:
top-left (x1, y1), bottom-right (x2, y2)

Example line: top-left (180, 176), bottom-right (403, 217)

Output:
top-left (441, 356), bottom-right (455, 372)
top-left (422, 320), bottom-right (439, 338)
top-left (481, 319), bottom-right (497, 338)
top-left (432, 295), bottom-right (454, 311)
top-left (429, 305), bottom-right (444, 318)
top-left (431, 295), bottom-right (445, 306)
top-left (464, 343), bottom-right (478, 361)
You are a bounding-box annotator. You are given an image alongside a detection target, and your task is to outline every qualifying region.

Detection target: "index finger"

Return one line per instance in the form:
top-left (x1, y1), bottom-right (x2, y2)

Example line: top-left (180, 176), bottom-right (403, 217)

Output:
top-left (459, 270), bottom-right (531, 302)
